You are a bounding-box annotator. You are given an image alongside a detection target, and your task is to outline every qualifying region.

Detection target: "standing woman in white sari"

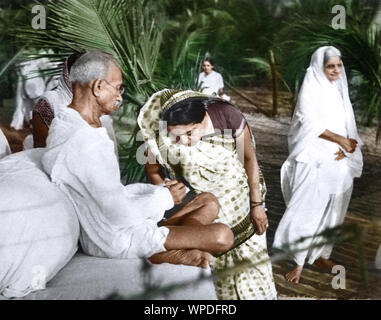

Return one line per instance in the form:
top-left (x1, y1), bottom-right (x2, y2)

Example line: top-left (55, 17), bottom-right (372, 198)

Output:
top-left (273, 46), bottom-right (363, 283)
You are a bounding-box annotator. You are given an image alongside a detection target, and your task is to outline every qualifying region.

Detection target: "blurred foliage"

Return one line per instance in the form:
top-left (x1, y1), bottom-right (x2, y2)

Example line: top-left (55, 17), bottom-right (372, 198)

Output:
top-left (0, 0), bottom-right (379, 181)
top-left (273, 0), bottom-right (381, 129)
top-left (0, 4), bottom-right (28, 100)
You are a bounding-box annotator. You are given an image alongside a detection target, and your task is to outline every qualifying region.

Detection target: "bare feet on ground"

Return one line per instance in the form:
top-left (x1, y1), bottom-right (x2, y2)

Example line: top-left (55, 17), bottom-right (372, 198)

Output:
top-left (314, 257), bottom-right (338, 272)
top-left (285, 265), bottom-right (303, 284)
top-left (149, 249), bottom-right (213, 268)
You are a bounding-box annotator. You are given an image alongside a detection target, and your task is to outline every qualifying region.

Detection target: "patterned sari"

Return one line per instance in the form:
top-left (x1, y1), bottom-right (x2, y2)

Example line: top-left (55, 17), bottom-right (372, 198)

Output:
top-left (138, 89), bottom-right (277, 299)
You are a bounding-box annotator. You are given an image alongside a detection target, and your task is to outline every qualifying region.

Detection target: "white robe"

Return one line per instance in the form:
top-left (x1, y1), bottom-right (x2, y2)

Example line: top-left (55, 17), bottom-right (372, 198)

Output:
top-left (41, 107), bottom-right (174, 259)
top-left (273, 46), bottom-right (363, 265)
top-left (198, 71), bottom-right (231, 101)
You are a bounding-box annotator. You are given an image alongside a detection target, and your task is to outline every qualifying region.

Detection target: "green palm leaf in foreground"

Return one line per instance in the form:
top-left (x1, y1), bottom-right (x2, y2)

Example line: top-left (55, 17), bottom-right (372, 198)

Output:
top-left (13, 0), bottom-right (164, 183)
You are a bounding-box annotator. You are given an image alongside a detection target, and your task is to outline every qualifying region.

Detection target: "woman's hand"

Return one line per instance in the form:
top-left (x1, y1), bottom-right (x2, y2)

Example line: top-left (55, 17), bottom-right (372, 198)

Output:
top-left (250, 205), bottom-right (269, 235)
top-left (166, 180), bottom-right (186, 205)
top-left (334, 149), bottom-right (346, 161)
top-left (338, 137), bottom-right (358, 153)
top-left (320, 131), bottom-right (358, 154)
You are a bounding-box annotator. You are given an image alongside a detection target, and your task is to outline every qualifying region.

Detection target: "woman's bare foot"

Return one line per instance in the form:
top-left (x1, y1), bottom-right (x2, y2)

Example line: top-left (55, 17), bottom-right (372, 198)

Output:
top-left (285, 265), bottom-right (303, 284)
top-left (314, 257), bottom-right (338, 272)
top-left (149, 249), bottom-right (212, 268)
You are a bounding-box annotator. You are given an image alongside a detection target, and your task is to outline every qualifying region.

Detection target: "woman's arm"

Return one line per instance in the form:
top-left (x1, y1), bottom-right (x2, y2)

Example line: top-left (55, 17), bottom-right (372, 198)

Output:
top-left (319, 129), bottom-right (358, 153)
top-left (145, 163), bottom-right (165, 185)
top-left (145, 149), bottom-right (186, 205)
top-left (237, 125), bottom-right (269, 235)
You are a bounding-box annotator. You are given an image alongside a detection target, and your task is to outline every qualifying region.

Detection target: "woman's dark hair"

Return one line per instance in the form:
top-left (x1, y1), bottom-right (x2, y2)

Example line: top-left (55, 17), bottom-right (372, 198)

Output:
top-left (202, 57), bottom-right (216, 70)
top-left (162, 97), bottom-right (221, 126)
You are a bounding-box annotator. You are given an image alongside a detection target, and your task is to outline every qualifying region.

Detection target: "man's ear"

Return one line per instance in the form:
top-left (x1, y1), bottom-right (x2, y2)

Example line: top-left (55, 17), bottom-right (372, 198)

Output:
top-left (91, 79), bottom-right (103, 97)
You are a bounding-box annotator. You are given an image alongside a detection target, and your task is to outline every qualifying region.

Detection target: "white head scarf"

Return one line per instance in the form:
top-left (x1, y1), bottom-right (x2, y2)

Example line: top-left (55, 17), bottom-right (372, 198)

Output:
top-left (287, 46), bottom-right (363, 178)
top-left (40, 59), bottom-right (73, 115)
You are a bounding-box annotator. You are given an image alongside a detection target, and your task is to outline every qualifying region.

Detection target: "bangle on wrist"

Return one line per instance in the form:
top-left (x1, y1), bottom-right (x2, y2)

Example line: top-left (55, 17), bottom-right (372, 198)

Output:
top-left (250, 200), bottom-right (263, 204)
top-left (250, 201), bottom-right (263, 207)
top-left (251, 206), bottom-right (268, 213)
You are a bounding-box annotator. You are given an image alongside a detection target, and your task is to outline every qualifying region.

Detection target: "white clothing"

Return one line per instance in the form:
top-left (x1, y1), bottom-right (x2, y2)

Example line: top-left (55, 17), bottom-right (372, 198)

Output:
top-left (41, 107), bottom-right (174, 259)
top-left (287, 47), bottom-right (363, 180)
top-left (198, 71), bottom-right (224, 96)
top-left (198, 70), bottom-right (231, 101)
top-left (274, 161), bottom-right (353, 265)
top-left (11, 55), bottom-right (59, 130)
top-left (273, 46), bottom-right (363, 265)
top-left (0, 149), bottom-right (80, 298)
top-left (0, 129), bottom-right (11, 159)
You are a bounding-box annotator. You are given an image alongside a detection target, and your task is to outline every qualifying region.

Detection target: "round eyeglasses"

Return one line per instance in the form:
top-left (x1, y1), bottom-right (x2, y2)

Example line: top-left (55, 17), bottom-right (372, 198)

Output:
top-left (103, 79), bottom-right (125, 96)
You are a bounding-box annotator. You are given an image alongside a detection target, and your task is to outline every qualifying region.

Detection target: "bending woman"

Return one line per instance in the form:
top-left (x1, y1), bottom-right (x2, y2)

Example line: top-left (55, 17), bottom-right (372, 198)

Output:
top-left (272, 46), bottom-right (363, 284)
top-left (138, 89), bottom-right (277, 300)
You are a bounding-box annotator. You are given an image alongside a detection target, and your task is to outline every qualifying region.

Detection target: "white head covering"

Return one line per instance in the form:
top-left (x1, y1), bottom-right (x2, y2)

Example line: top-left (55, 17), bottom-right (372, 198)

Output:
top-left (287, 46), bottom-right (363, 178)
top-left (40, 60), bottom-right (73, 115)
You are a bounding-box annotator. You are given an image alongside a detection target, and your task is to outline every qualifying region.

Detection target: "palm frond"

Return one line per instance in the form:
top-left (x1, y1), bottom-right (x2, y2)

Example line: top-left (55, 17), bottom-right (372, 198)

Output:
top-left (12, 0), bottom-right (165, 183)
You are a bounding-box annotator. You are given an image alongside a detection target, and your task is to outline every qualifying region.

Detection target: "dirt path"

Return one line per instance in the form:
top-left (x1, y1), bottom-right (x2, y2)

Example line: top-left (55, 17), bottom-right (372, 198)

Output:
top-left (231, 88), bottom-right (381, 299)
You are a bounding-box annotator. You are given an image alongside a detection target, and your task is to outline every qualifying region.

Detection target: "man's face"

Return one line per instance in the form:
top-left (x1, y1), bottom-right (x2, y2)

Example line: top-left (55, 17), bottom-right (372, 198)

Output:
top-left (324, 56), bottom-right (342, 82)
top-left (98, 65), bottom-right (124, 114)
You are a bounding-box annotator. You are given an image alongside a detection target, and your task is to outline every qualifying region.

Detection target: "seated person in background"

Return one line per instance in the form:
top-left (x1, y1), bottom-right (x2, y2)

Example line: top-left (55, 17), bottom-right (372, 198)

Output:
top-left (41, 50), bottom-right (234, 267)
top-left (197, 57), bottom-right (231, 101)
top-left (32, 52), bottom-right (118, 156)
top-left (11, 49), bottom-right (59, 132)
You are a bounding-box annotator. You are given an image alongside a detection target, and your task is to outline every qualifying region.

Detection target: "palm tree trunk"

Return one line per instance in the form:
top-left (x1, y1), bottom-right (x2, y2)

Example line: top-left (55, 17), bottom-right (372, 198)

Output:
top-left (269, 50), bottom-right (279, 117)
